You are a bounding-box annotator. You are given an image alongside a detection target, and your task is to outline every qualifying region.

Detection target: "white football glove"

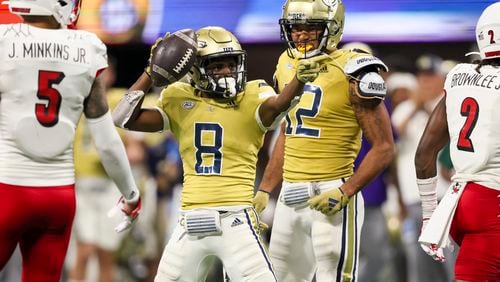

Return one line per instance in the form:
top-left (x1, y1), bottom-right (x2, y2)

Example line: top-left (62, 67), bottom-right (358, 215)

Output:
top-left (107, 195), bottom-right (142, 233)
top-left (420, 219), bottom-right (446, 262)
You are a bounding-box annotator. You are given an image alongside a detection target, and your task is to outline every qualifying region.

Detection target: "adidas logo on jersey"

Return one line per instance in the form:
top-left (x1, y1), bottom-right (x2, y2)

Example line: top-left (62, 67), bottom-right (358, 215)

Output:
top-left (231, 218), bottom-right (243, 227)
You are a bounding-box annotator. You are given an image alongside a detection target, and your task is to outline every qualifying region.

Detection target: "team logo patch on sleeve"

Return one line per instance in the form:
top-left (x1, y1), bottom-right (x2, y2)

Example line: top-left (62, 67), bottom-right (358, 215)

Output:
top-left (182, 100), bottom-right (195, 109)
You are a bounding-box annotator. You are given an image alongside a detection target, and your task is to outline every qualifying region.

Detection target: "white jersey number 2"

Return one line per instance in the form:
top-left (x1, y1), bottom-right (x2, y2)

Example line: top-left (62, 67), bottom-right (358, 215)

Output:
top-left (457, 97), bottom-right (479, 152)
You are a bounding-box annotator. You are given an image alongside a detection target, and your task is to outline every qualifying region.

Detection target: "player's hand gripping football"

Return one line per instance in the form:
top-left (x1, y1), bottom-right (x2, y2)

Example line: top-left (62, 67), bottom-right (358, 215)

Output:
top-left (144, 32), bottom-right (170, 77)
top-left (308, 187), bottom-right (350, 216)
top-left (252, 190), bottom-right (270, 213)
top-left (420, 219), bottom-right (446, 262)
top-left (108, 194), bottom-right (142, 233)
top-left (296, 54), bottom-right (331, 83)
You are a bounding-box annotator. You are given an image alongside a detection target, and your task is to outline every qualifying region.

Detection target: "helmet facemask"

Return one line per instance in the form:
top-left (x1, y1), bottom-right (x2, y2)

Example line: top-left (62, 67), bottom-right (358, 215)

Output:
top-left (191, 26), bottom-right (247, 100)
top-left (280, 19), bottom-right (333, 58)
top-left (195, 53), bottom-right (246, 99)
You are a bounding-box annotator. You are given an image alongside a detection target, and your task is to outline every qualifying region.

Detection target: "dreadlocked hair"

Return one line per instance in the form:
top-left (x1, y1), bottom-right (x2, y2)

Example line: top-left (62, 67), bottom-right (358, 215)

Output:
top-left (475, 58), bottom-right (500, 73)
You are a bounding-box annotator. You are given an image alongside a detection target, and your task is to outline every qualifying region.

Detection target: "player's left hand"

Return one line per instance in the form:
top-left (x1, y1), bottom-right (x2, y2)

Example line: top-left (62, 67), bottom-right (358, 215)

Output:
top-left (308, 187), bottom-right (350, 216)
top-left (108, 195), bottom-right (142, 233)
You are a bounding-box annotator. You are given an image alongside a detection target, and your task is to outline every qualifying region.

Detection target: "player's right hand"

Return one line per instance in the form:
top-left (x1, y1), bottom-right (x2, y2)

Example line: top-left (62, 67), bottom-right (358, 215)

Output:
top-left (252, 190), bottom-right (270, 213)
top-left (108, 195), bottom-right (142, 233)
top-left (308, 187), bottom-right (350, 216)
top-left (420, 242), bottom-right (446, 262)
top-left (145, 32), bottom-right (170, 77)
top-left (296, 54), bottom-right (331, 83)
top-left (419, 219), bottom-right (446, 262)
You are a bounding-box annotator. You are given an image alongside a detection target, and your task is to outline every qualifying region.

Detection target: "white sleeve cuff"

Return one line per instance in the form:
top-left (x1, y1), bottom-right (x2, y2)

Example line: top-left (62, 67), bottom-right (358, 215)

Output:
top-left (417, 176), bottom-right (438, 219)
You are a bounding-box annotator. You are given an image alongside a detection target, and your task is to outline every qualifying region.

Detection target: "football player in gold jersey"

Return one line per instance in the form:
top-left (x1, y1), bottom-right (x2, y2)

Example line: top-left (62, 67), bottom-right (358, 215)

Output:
top-left (112, 26), bottom-right (329, 281)
top-left (253, 1), bottom-right (395, 281)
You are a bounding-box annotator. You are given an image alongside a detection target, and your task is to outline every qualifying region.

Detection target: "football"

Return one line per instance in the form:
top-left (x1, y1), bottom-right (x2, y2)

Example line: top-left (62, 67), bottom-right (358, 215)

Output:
top-left (150, 28), bottom-right (197, 87)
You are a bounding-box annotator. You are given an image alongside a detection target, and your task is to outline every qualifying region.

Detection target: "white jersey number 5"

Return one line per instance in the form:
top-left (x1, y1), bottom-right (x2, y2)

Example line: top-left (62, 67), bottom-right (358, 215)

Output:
top-left (36, 70), bottom-right (65, 127)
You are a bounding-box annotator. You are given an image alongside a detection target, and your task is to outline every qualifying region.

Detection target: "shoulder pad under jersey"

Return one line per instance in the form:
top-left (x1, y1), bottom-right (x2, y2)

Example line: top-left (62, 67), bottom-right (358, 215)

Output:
top-left (344, 55), bottom-right (389, 76)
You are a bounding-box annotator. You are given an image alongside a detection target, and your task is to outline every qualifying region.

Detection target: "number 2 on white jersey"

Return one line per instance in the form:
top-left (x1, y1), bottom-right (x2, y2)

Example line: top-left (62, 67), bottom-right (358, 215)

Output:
top-left (457, 97), bottom-right (479, 152)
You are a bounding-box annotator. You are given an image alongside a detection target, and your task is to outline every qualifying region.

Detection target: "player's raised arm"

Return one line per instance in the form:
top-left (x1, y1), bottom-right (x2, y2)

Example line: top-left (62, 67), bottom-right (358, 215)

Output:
top-left (113, 75), bottom-right (162, 132)
top-left (112, 29), bottom-right (197, 132)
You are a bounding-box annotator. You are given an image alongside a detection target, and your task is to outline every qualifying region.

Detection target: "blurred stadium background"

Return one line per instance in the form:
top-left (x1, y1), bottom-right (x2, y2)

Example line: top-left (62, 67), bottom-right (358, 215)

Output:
top-left (0, 1), bottom-right (496, 281)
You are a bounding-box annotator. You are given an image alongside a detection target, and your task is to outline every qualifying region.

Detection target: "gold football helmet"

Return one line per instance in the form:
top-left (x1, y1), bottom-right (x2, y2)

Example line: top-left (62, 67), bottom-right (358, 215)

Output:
top-left (191, 26), bottom-right (247, 99)
top-left (280, 0), bottom-right (345, 57)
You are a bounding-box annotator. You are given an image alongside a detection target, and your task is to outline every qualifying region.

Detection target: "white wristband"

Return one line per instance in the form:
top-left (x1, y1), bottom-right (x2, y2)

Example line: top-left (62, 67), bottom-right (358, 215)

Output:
top-left (417, 176), bottom-right (438, 219)
top-left (112, 90), bottom-right (145, 128)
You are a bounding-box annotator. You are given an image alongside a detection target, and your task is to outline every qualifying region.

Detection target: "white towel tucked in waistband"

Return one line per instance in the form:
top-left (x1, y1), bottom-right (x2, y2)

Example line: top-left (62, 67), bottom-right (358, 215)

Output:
top-left (418, 181), bottom-right (466, 248)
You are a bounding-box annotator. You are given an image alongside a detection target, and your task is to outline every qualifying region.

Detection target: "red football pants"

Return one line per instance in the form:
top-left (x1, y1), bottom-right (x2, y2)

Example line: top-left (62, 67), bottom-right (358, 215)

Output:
top-left (0, 182), bottom-right (75, 282)
top-left (450, 182), bottom-right (500, 281)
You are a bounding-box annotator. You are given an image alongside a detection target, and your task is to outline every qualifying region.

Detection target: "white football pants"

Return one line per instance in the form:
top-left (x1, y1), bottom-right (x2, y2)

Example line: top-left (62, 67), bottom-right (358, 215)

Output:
top-left (269, 179), bottom-right (364, 282)
top-left (154, 206), bottom-right (276, 282)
